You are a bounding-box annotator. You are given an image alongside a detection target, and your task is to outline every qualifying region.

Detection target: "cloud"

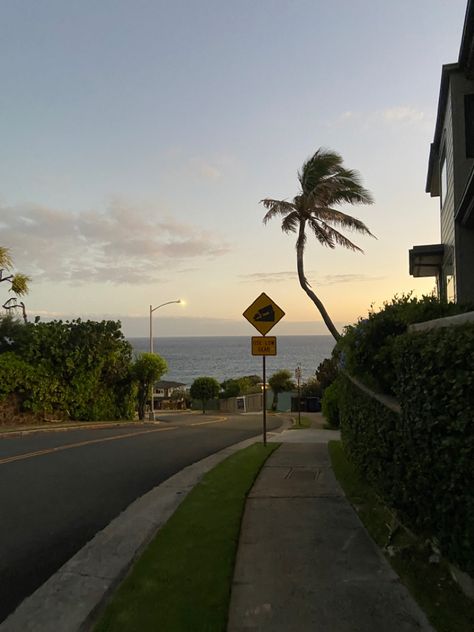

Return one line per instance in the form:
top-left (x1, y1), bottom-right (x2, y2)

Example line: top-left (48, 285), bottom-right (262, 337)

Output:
top-left (318, 273), bottom-right (385, 285)
top-left (240, 271), bottom-right (384, 285)
top-left (381, 106), bottom-right (425, 123)
top-left (0, 199), bottom-right (230, 284)
top-left (240, 271), bottom-right (296, 283)
top-left (189, 158), bottom-right (221, 181)
top-left (334, 106), bottom-right (432, 129)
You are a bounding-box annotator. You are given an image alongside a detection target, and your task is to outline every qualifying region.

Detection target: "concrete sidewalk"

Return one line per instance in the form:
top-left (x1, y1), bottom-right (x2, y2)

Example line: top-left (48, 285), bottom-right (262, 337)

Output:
top-left (228, 435), bottom-right (434, 631)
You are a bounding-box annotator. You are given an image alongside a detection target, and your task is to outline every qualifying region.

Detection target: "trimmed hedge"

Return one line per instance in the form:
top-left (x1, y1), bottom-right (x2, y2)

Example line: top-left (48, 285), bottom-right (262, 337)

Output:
top-left (337, 294), bottom-right (474, 395)
top-left (394, 324), bottom-right (474, 574)
top-left (338, 323), bottom-right (474, 574)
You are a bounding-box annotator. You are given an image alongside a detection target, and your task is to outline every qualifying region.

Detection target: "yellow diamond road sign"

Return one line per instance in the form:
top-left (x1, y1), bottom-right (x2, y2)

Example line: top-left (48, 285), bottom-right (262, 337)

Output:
top-left (243, 292), bottom-right (285, 335)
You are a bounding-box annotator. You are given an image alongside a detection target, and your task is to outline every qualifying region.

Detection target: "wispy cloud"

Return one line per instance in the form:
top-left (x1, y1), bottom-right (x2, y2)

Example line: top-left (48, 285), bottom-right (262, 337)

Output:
top-left (318, 273), bottom-right (385, 285)
top-left (239, 271), bottom-right (296, 283)
top-left (188, 158), bottom-right (221, 181)
top-left (1, 199), bottom-right (230, 284)
top-left (334, 106), bottom-right (432, 128)
top-left (240, 271), bottom-right (384, 285)
top-left (381, 106), bottom-right (425, 123)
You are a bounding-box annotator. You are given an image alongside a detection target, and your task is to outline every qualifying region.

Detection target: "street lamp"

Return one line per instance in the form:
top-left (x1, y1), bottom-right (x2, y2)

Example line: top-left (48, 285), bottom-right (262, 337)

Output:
top-left (148, 299), bottom-right (182, 419)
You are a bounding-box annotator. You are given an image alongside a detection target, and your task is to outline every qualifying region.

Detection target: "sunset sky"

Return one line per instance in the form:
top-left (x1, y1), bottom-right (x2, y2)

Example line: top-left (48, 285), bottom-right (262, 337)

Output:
top-left (0, 0), bottom-right (468, 336)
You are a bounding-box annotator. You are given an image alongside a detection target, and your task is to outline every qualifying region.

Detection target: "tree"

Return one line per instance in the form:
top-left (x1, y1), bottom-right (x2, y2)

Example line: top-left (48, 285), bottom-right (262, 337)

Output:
top-left (190, 376), bottom-right (220, 414)
top-left (132, 353), bottom-right (168, 420)
top-left (0, 247), bottom-right (31, 323)
top-left (301, 377), bottom-right (322, 398)
top-left (261, 148), bottom-right (374, 341)
top-left (315, 357), bottom-right (338, 392)
top-left (268, 369), bottom-right (295, 411)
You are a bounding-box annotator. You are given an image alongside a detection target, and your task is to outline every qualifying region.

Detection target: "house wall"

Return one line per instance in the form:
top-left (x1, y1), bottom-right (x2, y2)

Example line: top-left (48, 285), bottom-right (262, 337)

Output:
top-left (440, 89), bottom-right (456, 300)
top-left (451, 72), bottom-right (474, 303)
top-left (439, 73), bottom-right (474, 302)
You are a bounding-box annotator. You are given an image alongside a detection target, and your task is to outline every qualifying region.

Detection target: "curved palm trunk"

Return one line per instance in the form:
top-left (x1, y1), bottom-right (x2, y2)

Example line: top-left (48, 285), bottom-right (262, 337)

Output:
top-left (296, 221), bottom-right (341, 342)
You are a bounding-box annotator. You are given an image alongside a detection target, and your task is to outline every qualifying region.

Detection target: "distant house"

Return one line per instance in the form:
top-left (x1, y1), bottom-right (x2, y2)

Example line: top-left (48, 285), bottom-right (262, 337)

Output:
top-left (410, 0), bottom-right (474, 303)
top-left (152, 380), bottom-right (187, 410)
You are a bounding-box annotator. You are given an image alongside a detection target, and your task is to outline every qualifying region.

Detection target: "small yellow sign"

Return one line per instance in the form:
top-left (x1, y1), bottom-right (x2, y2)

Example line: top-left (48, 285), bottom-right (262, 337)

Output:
top-left (252, 336), bottom-right (277, 356)
top-left (243, 292), bottom-right (285, 335)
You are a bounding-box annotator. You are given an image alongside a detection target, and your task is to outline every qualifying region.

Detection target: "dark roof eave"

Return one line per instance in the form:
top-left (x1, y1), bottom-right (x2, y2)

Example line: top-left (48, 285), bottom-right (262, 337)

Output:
top-left (459, 0), bottom-right (474, 74)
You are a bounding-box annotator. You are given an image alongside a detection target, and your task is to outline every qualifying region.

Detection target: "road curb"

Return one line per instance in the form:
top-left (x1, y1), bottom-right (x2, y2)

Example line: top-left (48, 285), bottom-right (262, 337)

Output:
top-left (0, 435), bottom-right (263, 632)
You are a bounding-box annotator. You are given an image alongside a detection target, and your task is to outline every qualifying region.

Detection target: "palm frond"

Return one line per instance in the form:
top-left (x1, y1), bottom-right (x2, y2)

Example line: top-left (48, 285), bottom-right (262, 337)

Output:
top-left (312, 207), bottom-right (375, 236)
top-left (10, 273), bottom-right (30, 296)
top-left (281, 213), bottom-right (299, 234)
top-left (260, 199), bottom-right (296, 224)
top-left (309, 218), bottom-right (363, 252)
top-left (298, 148), bottom-right (343, 195)
top-left (0, 247), bottom-right (13, 271)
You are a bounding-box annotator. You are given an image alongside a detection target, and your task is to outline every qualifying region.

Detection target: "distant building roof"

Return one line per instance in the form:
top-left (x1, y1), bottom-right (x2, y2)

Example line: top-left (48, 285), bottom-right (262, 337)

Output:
top-left (155, 380), bottom-right (186, 389)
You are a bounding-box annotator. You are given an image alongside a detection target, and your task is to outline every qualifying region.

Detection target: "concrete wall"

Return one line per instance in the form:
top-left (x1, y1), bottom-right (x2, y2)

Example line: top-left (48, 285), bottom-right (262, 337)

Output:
top-left (219, 392), bottom-right (263, 413)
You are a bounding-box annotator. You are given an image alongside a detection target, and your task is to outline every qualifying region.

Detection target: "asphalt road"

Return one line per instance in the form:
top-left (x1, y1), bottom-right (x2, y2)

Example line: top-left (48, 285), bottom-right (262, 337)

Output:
top-left (0, 413), bottom-right (285, 623)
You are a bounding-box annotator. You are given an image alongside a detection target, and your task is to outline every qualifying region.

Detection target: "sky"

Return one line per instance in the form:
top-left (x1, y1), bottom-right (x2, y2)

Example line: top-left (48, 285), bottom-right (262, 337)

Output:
top-left (0, 0), bottom-right (469, 336)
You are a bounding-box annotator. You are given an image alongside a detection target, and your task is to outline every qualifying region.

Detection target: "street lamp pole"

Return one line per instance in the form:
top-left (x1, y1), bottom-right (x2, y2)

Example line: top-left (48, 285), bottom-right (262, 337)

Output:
top-left (148, 299), bottom-right (181, 418)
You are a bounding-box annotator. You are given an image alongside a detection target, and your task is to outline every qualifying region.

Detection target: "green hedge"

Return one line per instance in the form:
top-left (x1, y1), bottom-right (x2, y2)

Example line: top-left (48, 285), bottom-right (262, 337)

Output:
top-left (0, 318), bottom-right (136, 420)
top-left (321, 379), bottom-right (341, 428)
top-left (337, 294), bottom-right (474, 395)
top-left (393, 324), bottom-right (474, 574)
top-left (338, 323), bottom-right (474, 574)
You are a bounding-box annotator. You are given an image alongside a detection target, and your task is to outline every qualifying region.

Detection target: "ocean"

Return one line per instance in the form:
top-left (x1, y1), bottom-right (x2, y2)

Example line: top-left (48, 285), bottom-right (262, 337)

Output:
top-left (128, 336), bottom-right (335, 386)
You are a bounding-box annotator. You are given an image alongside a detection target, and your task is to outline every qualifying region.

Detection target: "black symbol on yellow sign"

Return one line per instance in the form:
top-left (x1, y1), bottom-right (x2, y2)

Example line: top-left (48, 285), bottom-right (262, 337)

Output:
top-left (254, 304), bottom-right (275, 322)
top-left (243, 293), bottom-right (285, 335)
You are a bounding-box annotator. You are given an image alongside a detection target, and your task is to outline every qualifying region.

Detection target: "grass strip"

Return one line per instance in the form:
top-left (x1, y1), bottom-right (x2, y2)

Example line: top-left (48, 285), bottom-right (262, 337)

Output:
top-left (289, 415), bottom-right (312, 429)
top-left (94, 442), bottom-right (279, 632)
top-left (328, 440), bottom-right (474, 632)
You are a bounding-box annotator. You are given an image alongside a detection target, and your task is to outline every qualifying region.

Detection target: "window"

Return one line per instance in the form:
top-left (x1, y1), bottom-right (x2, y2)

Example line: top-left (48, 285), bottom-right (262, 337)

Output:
top-left (465, 94), bottom-right (474, 158)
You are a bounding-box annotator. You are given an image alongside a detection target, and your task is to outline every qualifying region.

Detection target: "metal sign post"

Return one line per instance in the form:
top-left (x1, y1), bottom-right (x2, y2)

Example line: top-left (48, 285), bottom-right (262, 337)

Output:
top-left (262, 354), bottom-right (267, 446)
top-left (244, 294), bottom-right (285, 445)
top-left (295, 365), bottom-right (302, 426)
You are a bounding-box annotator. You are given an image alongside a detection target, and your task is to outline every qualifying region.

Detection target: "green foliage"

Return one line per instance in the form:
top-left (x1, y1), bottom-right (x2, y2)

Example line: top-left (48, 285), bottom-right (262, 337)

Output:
top-left (10, 273), bottom-right (30, 296)
top-left (268, 369), bottom-right (295, 411)
top-left (301, 377), bottom-right (322, 398)
top-left (0, 246), bottom-right (30, 297)
top-left (393, 325), bottom-right (474, 574)
top-left (220, 378), bottom-right (240, 399)
top-left (0, 315), bottom-right (28, 353)
top-left (315, 357), bottom-right (338, 391)
top-left (321, 379), bottom-right (341, 428)
top-left (220, 375), bottom-right (262, 399)
top-left (337, 293), bottom-right (474, 394)
top-left (190, 376), bottom-right (220, 413)
top-left (338, 319), bottom-right (474, 575)
top-left (132, 353), bottom-right (168, 420)
top-left (0, 317), bottom-right (136, 421)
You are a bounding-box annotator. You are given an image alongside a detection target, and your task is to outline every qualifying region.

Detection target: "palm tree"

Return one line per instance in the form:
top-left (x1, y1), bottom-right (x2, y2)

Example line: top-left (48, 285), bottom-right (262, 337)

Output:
top-left (1, 246), bottom-right (31, 322)
top-left (261, 148), bottom-right (374, 341)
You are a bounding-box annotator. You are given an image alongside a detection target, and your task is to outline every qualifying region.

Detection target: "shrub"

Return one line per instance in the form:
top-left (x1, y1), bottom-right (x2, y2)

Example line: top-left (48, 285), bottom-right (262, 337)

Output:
top-left (339, 322), bottom-right (474, 574)
top-left (321, 379), bottom-right (341, 428)
top-left (337, 293), bottom-right (474, 394)
top-left (0, 318), bottom-right (135, 420)
top-left (315, 357), bottom-right (338, 392)
top-left (190, 377), bottom-right (220, 413)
